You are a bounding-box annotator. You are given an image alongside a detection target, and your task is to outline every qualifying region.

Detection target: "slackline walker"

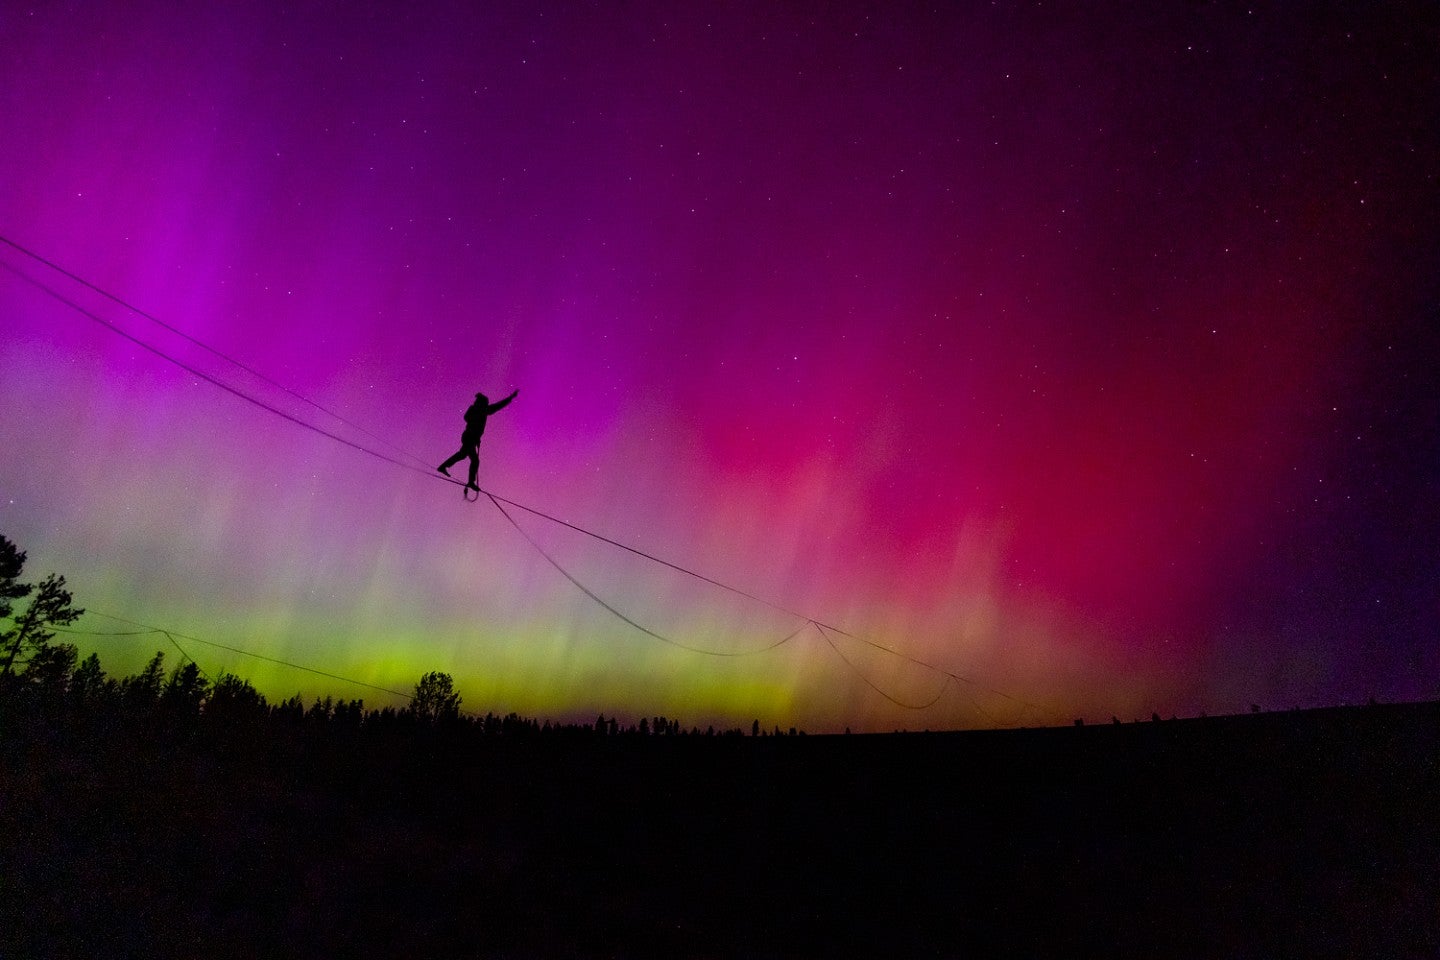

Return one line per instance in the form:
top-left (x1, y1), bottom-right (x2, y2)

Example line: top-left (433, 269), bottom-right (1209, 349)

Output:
top-left (438, 388), bottom-right (519, 498)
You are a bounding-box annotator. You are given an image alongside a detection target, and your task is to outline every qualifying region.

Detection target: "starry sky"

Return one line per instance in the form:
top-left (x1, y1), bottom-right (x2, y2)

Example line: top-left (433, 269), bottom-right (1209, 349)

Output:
top-left (2, 1), bottom-right (1436, 731)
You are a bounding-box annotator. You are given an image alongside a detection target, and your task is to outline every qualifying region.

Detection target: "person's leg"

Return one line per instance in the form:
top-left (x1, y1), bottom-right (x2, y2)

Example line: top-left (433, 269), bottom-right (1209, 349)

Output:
top-left (466, 447), bottom-right (480, 488)
top-left (438, 448), bottom-right (466, 473)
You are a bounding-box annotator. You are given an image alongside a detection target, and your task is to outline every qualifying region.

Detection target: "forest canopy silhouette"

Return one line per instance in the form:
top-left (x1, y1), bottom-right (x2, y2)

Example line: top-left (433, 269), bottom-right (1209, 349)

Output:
top-left (0, 533), bottom-right (768, 739)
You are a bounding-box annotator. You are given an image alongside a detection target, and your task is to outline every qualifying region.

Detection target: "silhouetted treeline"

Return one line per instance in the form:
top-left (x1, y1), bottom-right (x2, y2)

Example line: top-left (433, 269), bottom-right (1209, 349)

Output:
top-left (0, 531), bottom-right (801, 745)
top-left (0, 647), bottom-right (786, 744)
top-left (5, 650), bottom-right (1437, 960)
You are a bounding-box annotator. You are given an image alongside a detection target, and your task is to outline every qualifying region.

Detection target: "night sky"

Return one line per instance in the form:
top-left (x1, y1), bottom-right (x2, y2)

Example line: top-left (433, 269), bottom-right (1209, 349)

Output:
top-left (2, 1), bottom-right (1436, 731)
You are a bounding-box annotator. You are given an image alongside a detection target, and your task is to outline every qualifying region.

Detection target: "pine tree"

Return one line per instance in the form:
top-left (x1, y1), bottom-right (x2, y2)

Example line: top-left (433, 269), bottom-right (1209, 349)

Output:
top-left (0, 534), bottom-right (84, 680)
top-left (0, 535), bottom-right (32, 621)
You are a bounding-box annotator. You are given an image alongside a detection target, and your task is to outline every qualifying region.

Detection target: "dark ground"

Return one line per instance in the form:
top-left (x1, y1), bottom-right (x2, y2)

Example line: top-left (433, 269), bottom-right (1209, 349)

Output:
top-left (2, 703), bottom-right (1437, 959)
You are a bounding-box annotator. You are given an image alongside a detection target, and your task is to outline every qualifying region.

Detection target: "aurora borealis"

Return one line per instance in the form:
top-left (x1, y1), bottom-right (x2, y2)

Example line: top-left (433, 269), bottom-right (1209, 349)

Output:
top-left (2, 1), bottom-right (1436, 731)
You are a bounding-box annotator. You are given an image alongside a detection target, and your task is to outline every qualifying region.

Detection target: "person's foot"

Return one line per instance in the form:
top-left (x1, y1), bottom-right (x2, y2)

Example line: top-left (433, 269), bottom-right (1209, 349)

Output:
top-left (466, 481), bottom-right (480, 491)
top-left (437, 465), bottom-right (451, 477)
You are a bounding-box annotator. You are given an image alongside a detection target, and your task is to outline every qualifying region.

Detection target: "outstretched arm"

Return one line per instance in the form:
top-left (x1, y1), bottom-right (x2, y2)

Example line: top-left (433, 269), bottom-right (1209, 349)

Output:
top-left (487, 389), bottom-right (518, 415)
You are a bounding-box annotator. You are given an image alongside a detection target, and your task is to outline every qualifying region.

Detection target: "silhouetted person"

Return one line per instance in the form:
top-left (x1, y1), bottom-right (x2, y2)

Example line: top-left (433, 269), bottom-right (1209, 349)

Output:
top-left (438, 389), bottom-right (517, 490)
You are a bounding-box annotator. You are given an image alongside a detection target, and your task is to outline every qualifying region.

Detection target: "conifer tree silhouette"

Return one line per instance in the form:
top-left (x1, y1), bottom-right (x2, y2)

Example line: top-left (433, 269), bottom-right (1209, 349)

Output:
top-left (0, 534), bottom-right (84, 680)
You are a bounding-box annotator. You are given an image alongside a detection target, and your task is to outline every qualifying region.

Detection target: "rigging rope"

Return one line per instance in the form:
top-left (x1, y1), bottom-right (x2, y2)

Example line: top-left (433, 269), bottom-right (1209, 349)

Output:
top-left (159, 628), bottom-right (209, 679)
top-left (487, 492), bottom-right (810, 657)
top-left (815, 622), bottom-right (952, 711)
top-left (55, 613), bottom-right (414, 699)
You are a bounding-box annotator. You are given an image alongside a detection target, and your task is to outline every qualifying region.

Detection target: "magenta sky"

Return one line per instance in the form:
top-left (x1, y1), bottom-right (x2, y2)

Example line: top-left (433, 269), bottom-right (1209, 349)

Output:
top-left (2, 2), bottom-right (1436, 730)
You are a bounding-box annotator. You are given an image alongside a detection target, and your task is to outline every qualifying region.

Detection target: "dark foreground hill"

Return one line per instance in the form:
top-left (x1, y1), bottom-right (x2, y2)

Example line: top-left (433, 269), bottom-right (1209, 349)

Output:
top-left (2, 702), bottom-right (1436, 959)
